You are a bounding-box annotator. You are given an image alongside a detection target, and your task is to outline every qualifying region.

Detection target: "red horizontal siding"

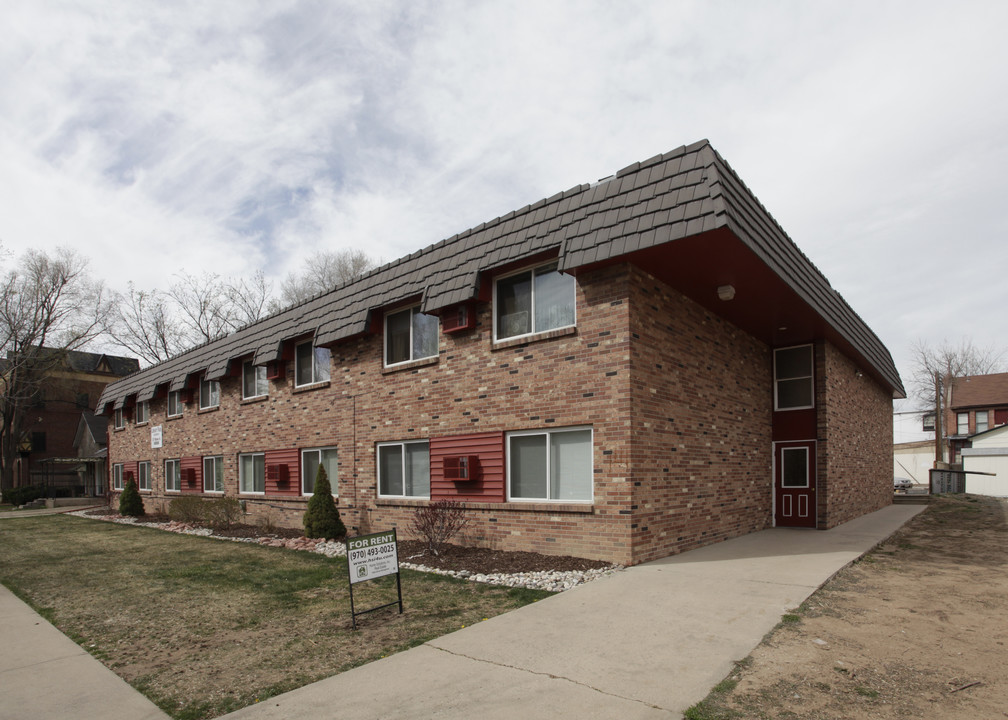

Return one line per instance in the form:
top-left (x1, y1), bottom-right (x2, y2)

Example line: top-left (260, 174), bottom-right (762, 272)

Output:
top-left (265, 448), bottom-right (300, 496)
top-left (123, 460), bottom-right (138, 485)
top-left (431, 432), bottom-right (505, 502)
top-left (180, 456), bottom-right (202, 494)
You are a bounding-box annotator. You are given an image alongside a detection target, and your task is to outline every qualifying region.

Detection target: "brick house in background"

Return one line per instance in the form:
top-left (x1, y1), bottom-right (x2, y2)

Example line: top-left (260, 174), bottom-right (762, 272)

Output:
top-left (946, 372), bottom-right (1008, 464)
top-left (97, 140), bottom-right (904, 566)
top-left (5, 349), bottom-right (138, 492)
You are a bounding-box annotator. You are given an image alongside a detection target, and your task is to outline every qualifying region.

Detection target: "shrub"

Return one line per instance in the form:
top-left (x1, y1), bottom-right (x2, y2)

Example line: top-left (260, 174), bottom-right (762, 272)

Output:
top-left (118, 478), bottom-right (145, 517)
top-left (168, 496), bottom-right (206, 524)
top-left (302, 465), bottom-right (345, 539)
top-left (2, 485), bottom-right (45, 506)
top-left (204, 497), bottom-right (243, 530)
top-left (410, 500), bottom-right (469, 555)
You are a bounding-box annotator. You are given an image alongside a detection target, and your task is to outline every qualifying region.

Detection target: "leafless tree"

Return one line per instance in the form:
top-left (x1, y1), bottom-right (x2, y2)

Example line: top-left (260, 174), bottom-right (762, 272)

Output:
top-left (167, 271), bottom-right (239, 346)
top-left (111, 284), bottom-right (188, 366)
top-left (278, 249), bottom-right (376, 307)
top-left (0, 248), bottom-right (112, 489)
top-left (909, 338), bottom-right (1005, 464)
top-left (227, 269), bottom-right (273, 328)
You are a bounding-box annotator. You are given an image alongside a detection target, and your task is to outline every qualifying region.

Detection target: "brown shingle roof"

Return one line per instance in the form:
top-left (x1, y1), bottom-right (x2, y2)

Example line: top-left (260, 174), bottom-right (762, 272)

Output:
top-left (951, 372), bottom-right (1008, 409)
top-left (97, 140), bottom-right (904, 412)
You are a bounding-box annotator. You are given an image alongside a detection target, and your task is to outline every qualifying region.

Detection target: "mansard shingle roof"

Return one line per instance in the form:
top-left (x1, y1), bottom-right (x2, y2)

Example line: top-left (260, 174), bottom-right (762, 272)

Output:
top-left (98, 140), bottom-right (904, 412)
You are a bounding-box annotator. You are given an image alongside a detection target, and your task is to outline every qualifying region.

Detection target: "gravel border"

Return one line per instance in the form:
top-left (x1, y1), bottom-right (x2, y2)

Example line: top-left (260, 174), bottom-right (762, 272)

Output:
top-left (70, 511), bottom-right (623, 592)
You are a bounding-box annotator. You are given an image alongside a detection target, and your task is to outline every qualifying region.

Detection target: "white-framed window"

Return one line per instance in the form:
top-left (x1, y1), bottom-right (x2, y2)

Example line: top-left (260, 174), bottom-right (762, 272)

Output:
top-left (199, 377), bottom-right (220, 410)
top-left (494, 262), bottom-right (576, 341)
top-left (385, 307), bottom-right (439, 366)
top-left (377, 441), bottom-right (430, 498)
top-left (239, 452), bottom-right (265, 494)
top-left (135, 401), bottom-right (149, 425)
top-left (774, 345), bottom-right (814, 411)
top-left (242, 361), bottom-right (268, 400)
top-left (113, 408), bottom-right (124, 430)
top-left (295, 342), bottom-right (331, 387)
top-left (780, 447), bottom-right (810, 487)
top-left (976, 411), bottom-right (989, 433)
top-left (507, 427), bottom-right (593, 502)
top-left (165, 459), bottom-right (181, 493)
top-left (957, 412), bottom-right (969, 435)
top-left (301, 447), bottom-right (338, 495)
top-left (112, 463), bottom-right (123, 490)
top-left (203, 455), bottom-right (224, 493)
top-left (137, 461), bottom-right (151, 491)
top-left (167, 391), bottom-right (183, 418)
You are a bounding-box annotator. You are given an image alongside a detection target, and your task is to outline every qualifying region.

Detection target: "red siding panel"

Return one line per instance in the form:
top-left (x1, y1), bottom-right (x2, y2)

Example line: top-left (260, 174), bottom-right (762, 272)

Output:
top-left (180, 456), bottom-right (202, 494)
top-left (430, 432), bottom-right (505, 502)
top-left (265, 448), bottom-right (300, 496)
top-left (123, 460), bottom-right (138, 485)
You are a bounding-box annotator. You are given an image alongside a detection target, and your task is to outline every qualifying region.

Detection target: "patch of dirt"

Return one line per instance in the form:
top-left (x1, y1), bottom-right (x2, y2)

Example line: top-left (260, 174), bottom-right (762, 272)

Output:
top-left (81, 507), bottom-right (610, 574)
top-left (702, 495), bottom-right (1008, 719)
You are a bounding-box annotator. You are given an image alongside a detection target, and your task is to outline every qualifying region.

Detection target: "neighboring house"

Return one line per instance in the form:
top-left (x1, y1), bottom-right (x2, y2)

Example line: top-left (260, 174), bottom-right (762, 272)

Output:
top-left (4, 350), bottom-right (139, 492)
top-left (73, 411), bottom-right (111, 497)
top-left (97, 140), bottom-right (904, 566)
top-left (946, 372), bottom-right (1008, 465)
top-left (961, 423), bottom-right (1008, 496)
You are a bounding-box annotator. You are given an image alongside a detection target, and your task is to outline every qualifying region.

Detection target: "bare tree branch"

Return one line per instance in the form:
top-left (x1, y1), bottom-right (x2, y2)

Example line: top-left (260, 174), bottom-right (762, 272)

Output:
top-left (279, 249), bottom-right (376, 307)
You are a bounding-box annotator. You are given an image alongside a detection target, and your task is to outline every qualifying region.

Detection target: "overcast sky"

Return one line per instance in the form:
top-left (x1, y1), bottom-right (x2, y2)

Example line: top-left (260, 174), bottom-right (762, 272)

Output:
top-left (3, 1), bottom-right (1006, 403)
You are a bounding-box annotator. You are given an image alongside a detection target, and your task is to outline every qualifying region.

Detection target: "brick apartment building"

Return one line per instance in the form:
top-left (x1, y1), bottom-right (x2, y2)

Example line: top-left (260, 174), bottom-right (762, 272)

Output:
top-left (945, 372), bottom-right (1008, 464)
top-left (97, 140), bottom-right (904, 565)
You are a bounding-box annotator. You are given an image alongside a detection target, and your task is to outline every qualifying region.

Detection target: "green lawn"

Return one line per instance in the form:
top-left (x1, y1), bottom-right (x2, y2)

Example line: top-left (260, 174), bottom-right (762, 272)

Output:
top-left (0, 515), bottom-right (551, 720)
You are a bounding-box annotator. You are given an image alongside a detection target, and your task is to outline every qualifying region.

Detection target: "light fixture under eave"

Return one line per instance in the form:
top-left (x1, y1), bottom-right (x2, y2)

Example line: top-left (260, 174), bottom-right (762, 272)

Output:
top-left (717, 284), bottom-right (735, 301)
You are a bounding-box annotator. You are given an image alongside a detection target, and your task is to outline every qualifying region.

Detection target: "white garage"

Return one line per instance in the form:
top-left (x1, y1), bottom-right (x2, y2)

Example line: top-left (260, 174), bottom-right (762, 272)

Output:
top-left (961, 424), bottom-right (1008, 497)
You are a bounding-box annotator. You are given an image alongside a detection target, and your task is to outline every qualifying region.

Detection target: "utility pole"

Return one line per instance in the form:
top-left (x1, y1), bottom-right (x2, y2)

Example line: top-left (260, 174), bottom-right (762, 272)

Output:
top-left (933, 370), bottom-right (943, 468)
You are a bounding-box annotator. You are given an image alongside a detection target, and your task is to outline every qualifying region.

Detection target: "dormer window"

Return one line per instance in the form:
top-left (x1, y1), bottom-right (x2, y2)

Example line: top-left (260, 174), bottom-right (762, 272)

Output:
top-left (494, 262), bottom-right (575, 341)
top-left (385, 306), bottom-right (438, 366)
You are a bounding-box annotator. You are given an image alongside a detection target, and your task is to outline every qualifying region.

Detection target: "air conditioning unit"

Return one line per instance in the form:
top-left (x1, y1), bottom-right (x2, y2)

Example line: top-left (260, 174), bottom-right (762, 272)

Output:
top-left (266, 361), bottom-right (285, 380)
top-left (179, 389), bottom-right (194, 404)
top-left (124, 471), bottom-right (135, 483)
top-left (443, 455), bottom-right (478, 481)
top-left (182, 468), bottom-right (196, 486)
top-left (442, 304), bottom-right (475, 333)
top-left (266, 464), bottom-right (289, 484)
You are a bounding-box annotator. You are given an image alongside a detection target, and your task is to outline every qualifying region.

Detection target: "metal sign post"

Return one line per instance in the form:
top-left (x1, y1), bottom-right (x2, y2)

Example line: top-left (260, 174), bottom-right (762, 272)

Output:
top-left (345, 529), bottom-right (403, 630)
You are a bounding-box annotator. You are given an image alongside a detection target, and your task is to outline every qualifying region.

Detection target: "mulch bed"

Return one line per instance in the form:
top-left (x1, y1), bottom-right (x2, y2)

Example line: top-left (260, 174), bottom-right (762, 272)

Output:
top-left (81, 508), bottom-right (611, 575)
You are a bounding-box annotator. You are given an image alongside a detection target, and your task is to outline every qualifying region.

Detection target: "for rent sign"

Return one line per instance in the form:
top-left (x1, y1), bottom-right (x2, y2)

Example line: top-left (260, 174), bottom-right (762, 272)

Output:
top-left (347, 530), bottom-right (399, 585)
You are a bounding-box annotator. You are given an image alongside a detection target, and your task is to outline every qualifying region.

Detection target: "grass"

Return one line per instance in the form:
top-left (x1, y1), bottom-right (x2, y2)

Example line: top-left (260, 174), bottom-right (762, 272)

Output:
top-left (0, 515), bottom-right (552, 719)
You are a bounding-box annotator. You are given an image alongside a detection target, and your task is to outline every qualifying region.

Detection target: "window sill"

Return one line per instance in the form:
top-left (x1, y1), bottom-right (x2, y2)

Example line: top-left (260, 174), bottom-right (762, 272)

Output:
top-left (492, 325), bottom-right (577, 351)
top-left (166, 414), bottom-right (183, 421)
top-left (382, 356), bottom-right (438, 375)
top-left (136, 422), bottom-right (149, 428)
top-left (240, 395), bottom-right (269, 406)
top-left (292, 380), bottom-right (330, 394)
top-left (197, 406), bottom-right (220, 415)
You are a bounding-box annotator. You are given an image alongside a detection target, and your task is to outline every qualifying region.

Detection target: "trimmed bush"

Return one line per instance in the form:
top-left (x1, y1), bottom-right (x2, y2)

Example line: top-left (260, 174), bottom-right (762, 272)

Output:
top-left (118, 478), bottom-right (145, 517)
top-left (2, 485), bottom-right (45, 506)
top-left (204, 497), bottom-right (243, 530)
top-left (302, 465), bottom-right (345, 539)
top-left (168, 496), bottom-right (206, 523)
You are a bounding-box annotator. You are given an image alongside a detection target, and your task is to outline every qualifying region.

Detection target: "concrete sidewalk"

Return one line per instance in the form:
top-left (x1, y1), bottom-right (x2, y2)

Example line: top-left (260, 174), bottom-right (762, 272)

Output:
top-left (221, 503), bottom-right (925, 720)
top-left (0, 584), bottom-right (168, 720)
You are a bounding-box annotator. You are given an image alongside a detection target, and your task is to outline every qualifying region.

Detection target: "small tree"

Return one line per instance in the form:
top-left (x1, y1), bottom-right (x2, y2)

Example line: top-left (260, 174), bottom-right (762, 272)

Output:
top-left (118, 478), bottom-right (145, 517)
top-left (410, 500), bottom-right (469, 555)
top-left (302, 465), bottom-right (345, 539)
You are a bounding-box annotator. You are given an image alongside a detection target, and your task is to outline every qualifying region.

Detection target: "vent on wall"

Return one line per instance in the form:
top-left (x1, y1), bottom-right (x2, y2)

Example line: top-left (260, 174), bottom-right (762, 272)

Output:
top-left (443, 455), bottom-right (478, 481)
top-left (266, 464), bottom-right (289, 484)
top-left (266, 361), bottom-right (285, 380)
top-left (181, 468), bottom-right (196, 486)
top-left (442, 304), bottom-right (475, 333)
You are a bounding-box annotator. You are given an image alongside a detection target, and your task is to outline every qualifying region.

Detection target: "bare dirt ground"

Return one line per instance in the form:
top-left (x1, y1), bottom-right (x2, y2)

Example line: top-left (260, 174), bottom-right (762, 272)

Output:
top-left (700, 494), bottom-right (1008, 719)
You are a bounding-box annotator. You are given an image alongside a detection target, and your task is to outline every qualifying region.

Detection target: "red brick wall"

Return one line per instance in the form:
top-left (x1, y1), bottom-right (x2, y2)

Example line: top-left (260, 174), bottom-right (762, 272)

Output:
top-left (627, 266), bottom-right (773, 563)
top-left (816, 341), bottom-right (893, 527)
top-left (109, 263), bottom-right (636, 563)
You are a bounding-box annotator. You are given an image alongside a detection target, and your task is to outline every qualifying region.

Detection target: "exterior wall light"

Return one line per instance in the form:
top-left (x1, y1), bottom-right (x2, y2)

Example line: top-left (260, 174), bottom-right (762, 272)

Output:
top-left (717, 284), bottom-right (736, 301)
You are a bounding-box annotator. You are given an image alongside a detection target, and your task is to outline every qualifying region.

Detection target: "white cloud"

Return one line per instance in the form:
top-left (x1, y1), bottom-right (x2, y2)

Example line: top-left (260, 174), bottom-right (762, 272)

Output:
top-left (2, 0), bottom-right (1008, 386)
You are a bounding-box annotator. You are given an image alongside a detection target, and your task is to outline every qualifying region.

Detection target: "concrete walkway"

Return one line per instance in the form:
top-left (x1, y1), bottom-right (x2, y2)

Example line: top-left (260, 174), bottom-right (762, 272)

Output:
top-left (0, 584), bottom-right (168, 720)
top-left (221, 503), bottom-right (925, 720)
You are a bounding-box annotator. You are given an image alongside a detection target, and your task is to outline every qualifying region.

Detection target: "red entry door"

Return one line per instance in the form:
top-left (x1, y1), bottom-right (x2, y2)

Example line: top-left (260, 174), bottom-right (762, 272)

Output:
top-left (775, 441), bottom-right (816, 528)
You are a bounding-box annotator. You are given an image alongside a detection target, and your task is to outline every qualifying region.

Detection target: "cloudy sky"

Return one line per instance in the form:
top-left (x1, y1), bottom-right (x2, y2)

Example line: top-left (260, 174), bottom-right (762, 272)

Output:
top-left (2, 1), bottom-right (1006, 401)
